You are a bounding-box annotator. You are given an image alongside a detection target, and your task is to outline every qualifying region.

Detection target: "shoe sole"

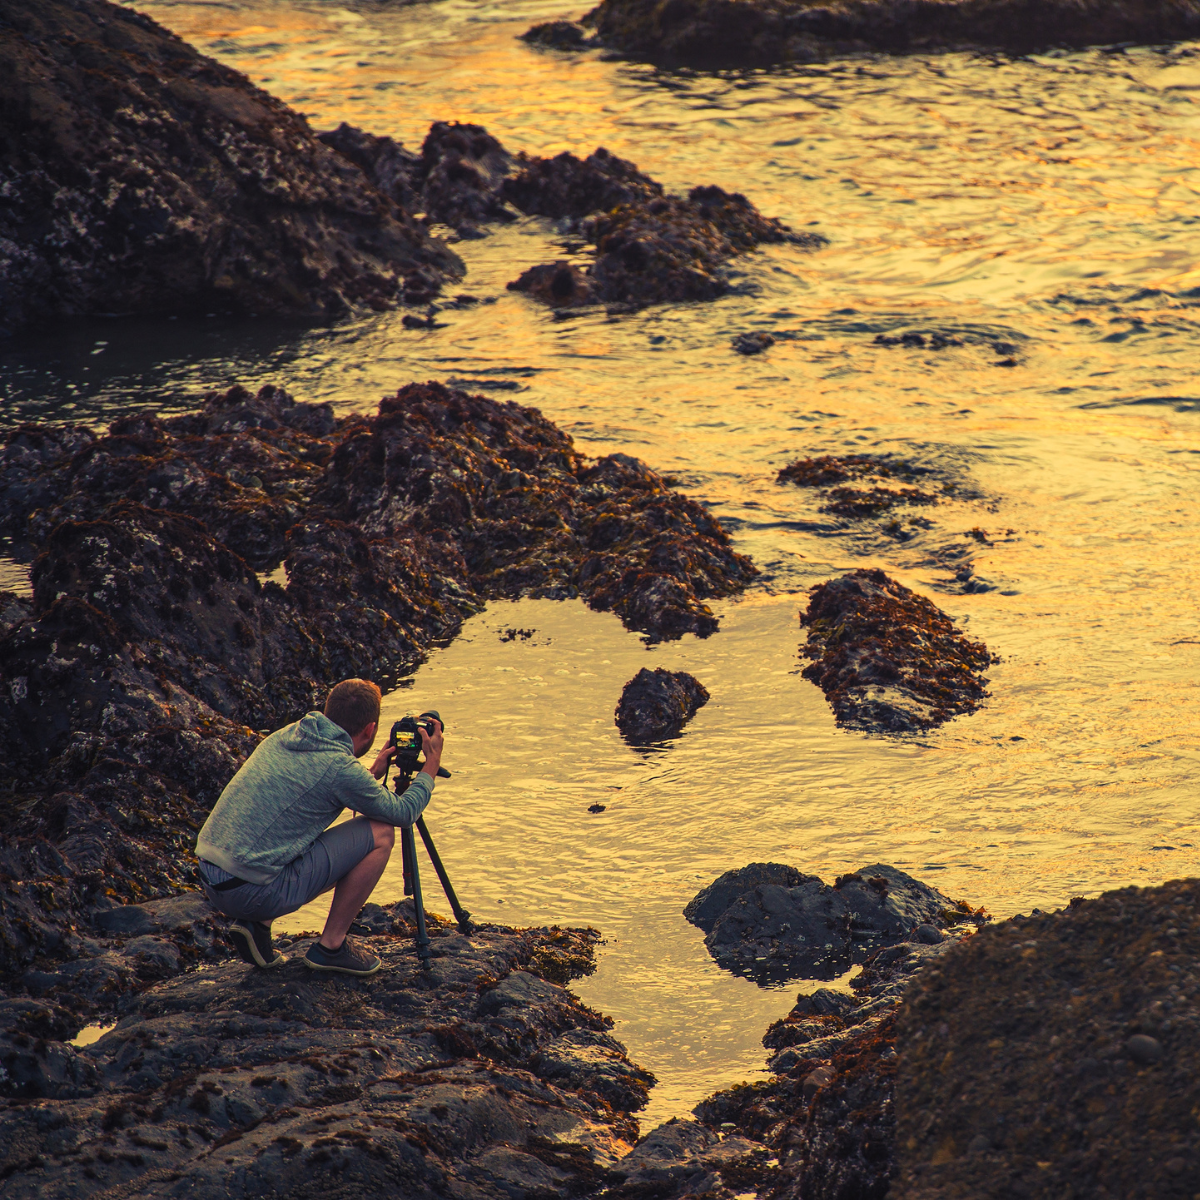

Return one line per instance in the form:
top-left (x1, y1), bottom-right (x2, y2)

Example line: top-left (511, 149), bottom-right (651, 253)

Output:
top-left (230, 923), bottom-right (284, 969)
top-left (302, 956), bottom-right (381, 977)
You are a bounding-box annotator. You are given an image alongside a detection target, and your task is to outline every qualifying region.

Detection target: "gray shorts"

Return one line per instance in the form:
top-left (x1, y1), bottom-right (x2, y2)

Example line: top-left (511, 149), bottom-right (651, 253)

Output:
top-left (198, 818), bottom-right (376, 923)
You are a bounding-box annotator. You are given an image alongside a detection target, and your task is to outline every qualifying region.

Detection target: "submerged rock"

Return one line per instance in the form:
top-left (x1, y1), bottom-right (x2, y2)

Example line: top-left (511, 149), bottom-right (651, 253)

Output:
top-left (799, 568), bottom-right (996, 733)
top-left (684, 861), bottom-right (979, 983)
top-left (614, 667), bottom-right (709, 745)
top-left (577, 0), bottom-right (1200, 70)
top-left (0, 381), bottom-right (754, 981)
top-left (893, 879), bottom-right (1200, 1200)
top-left (521, 19), bottom-right (596, 49)
top-left (0, 0), bottom-right (461, 334)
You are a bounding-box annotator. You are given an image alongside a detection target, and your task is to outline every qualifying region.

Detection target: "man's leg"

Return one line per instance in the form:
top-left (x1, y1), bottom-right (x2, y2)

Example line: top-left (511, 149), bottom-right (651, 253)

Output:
top-left (318, 820), bottom-right (394, 952)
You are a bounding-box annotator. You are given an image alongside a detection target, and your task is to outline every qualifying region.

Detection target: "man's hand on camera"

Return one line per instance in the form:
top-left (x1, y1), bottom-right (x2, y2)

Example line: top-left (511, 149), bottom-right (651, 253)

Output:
top-left (419, 718), bottom-right (444, 780)
top-left (369, 741), bottom-right (397, 780)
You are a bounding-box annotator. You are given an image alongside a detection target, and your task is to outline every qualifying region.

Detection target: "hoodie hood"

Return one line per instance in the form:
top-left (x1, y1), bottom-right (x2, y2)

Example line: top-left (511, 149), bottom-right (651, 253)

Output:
top-left (281, 710), bottom-right (356, 754)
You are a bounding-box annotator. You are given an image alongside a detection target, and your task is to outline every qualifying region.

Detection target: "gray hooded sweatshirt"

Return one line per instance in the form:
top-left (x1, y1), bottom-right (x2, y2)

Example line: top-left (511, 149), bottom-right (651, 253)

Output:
top-left (195, 711), bottom-right (433, 884)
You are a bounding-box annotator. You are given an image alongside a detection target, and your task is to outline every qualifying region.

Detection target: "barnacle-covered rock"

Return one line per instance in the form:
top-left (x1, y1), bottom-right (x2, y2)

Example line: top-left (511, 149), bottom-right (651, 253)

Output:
top-left (0, 0), bottom-right (462, 333)
top-left (614, 667), bottom-right (709, 745)
top-left (799, 568), bottom-right (995, 733)
top-left (578, 0), bottom-right (1200, 70)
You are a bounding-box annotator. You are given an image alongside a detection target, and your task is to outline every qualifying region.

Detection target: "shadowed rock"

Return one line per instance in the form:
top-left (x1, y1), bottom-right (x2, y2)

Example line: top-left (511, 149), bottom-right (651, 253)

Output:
top-left (0, 0), bottom-right (461, 333)
top-left (578, 0), bottom-right (1200, 70)
top-left (615, 668), bottom-right (710, 745)
top-left (685, 861), bottom-right (967, 984)
top-left (799, 568), bottom-right (995, 733)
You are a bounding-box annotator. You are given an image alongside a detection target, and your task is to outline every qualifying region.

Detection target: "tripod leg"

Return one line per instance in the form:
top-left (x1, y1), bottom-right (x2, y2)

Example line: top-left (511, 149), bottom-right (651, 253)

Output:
top-left (416, 817), bottom-right (473, 934)
top-left (400, 824), bottom-right (431, 969)
top-left (401, 825), bottom-right (414, 897)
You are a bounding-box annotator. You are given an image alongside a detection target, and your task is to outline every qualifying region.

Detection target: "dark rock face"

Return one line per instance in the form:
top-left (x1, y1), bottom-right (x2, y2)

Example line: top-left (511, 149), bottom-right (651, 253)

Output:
top-left (614, 667), bottom-right (709, 745)
top-left (521, 19), bottom-right (596, 49)
top-left (799, 568), bottom-right (996, 733)
top-left (580, 0), bottom-right (1200, 70)
top-left (503, 146), bottom-right (663, 220)
top-left (0, 0), bottom-right (461, 334)
top-left (695, 928), bottom-right (973, 1200)
top-left (320, 121), bottom-right (518, 244)
top-left (0, 915), bottom-right (659, 1197)
top-left (894, 880), bottom-right (1200, 1200)
top-left (684, 861), bottom-right (978, 983)
top-left (0, 381), bottom-right (753, 985)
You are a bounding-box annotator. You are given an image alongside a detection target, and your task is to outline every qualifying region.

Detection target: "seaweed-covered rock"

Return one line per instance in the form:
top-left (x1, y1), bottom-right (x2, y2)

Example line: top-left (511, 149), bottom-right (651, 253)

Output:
top-left (893, 880), bottom-right (1200, 1200)
top-left (799, 568), bottom-right (995, 733)
top-left (580, 0), bottom-right (1200, 70)
top-left (509, 260), bottom-right (599, 307)
top-left (684, 861), bottom-right (969, 983)
top-left (503, 146), bottom-right (663, 220)
top-left (0, 0), bottom-right (460, 333)
top-left (694, 929), bottom-right (974, 1200)
top-left (614, 667), bottom-right (709, 745)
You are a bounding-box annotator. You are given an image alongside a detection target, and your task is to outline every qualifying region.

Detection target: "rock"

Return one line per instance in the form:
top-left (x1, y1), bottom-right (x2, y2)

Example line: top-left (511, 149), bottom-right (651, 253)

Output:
top-left (0, 915), bottom-right (649, 1196)
top-left (533, 1027), bottom-right (656, 1110)
top-left (577, 0), bottom-right (1200, 70)
top-left (92, 906), bottom-right (157, 937)
top-left (508, 260), bottom-right (598, 307)
top-left (695, 934), bottom-right (963, 1200)
top-left (614, 1118), bottom-right (763, 1192)
top-left (520, 20), bottom-right (594, 48)
top-left (894, 879), bottom-right (1200, 1199)
top-left (502, 146), bottom-right (663, 220)
top-left (733, 331), bottom-right (775, 355)
top-left (1126, 1033), bottom-right (1163, 1065)
top-left (614, 667), bottom-right (709, 744)
top-left (684, 863), bottom-right (815, 931)
top-left (915, 923), bottom-right (945, 944)
top-left (685, 862), bottom-right (966, 982)
top-left (799, 568), bottom-right (996, 733)
top-left (0, 0), bottom-right (461, 334)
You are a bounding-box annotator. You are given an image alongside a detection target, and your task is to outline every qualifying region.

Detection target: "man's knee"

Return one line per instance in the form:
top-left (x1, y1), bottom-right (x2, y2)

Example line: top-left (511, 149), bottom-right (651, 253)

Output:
top-left (370, 821), bottom-right (395, 853)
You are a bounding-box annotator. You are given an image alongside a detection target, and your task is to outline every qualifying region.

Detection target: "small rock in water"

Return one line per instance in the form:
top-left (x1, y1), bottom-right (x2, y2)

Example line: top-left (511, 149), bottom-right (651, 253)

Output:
top-left (733, 331), bottom-right (775, 355)
top-left (520, 20), bottom-right (592, 49)
top-left (588, 803), bottom-right (607, 813)
top-left (615, 667), bottom-right (709, 745)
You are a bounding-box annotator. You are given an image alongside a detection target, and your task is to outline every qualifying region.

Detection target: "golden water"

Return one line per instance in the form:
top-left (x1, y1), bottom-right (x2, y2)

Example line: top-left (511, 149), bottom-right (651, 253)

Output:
top-left (5, 0), bottom-right (1200, 1126)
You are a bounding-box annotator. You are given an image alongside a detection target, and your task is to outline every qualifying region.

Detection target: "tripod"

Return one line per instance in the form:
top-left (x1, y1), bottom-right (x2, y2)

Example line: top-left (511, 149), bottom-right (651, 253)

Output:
top-left (389, 764), bottom-right (472, 969)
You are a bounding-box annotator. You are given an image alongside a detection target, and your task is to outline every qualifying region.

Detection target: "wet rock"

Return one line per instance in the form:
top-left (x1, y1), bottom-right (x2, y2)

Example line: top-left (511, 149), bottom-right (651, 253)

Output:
top-left (733, 331), bottom-right (775, 355)
top-left (685, 861), bottom-right (970, 983)
top-left (578, 0), bottom-right (1200, 70)
top-left (695, 934), bottom-right (965, 1200)
top-left (521, 19), bottom-right (595, 48)
top-left (614, 667), bottom-right (709, 745)
top-left (0, 915), bottom-right (651, 1196)
top-left (0, 0), bottom-right (461, 334)
top-left (503, 146), bottom-right (663, 221)
top-left (894, 880), bottom-right (1200, 1199)
top-left (799, 567), bottom-right (996, 733)
top-left (778, 451), bottom-right (948, 521)
top-left (503, 150), bottom-right (823, 309)
top-left (320, 120), bottom-right (517, 242)
top-left (607, 1118), bottom-right (764, 1195)
top-left (508, 260), bottom-right (598, 307)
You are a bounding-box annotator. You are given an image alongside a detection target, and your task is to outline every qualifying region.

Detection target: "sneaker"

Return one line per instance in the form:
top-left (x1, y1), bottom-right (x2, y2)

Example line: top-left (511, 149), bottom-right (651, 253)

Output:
top-left (229, 921), bottom-right (284, 969)
top-left (303, 936), bottom-right (381, 977)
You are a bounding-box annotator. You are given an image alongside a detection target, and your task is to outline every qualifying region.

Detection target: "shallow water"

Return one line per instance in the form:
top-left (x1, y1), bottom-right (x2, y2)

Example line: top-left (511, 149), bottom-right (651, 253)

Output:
top-left (6, 0), bottom-right (1200, 1127)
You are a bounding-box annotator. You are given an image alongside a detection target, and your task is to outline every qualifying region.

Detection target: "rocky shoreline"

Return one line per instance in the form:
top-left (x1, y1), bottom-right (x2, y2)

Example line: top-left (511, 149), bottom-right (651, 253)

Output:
top-left (536, 0), bottom-right (1200, 70)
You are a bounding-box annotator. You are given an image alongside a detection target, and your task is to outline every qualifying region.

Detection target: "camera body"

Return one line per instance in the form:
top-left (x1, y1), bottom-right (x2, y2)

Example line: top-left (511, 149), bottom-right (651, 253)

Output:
top-left (389, 710), bottom-right (443, 774)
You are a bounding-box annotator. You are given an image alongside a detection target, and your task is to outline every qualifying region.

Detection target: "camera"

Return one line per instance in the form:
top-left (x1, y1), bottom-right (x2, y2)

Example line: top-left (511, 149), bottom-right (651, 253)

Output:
top-left (389, 710), bottom-right (448, 777)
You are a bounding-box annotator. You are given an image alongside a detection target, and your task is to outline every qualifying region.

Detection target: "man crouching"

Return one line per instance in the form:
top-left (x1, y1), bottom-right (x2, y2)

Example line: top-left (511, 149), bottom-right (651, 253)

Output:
top-left (195, 678), bottom-right (442, 977)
